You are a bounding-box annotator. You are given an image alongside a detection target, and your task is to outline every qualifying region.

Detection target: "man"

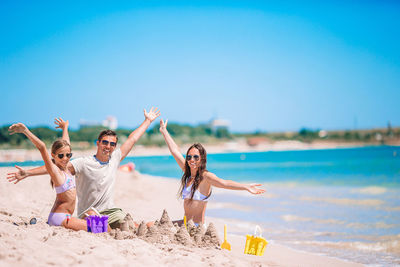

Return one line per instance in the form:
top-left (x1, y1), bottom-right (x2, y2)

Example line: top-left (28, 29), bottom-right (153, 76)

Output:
top-left (7, 107), bottom-right (160, 229)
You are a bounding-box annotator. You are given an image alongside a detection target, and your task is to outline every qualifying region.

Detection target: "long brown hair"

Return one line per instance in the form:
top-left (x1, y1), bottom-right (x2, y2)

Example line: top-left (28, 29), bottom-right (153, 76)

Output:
top-left (178, 143), bottom-right (211, 200)
top-left (49, 139), bottom-right (71, 188)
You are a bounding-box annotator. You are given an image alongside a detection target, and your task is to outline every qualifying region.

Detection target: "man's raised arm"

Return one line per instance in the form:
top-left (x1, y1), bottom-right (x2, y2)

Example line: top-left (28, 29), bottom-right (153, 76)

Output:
top-left (120, 107), bottom-right (160, 161)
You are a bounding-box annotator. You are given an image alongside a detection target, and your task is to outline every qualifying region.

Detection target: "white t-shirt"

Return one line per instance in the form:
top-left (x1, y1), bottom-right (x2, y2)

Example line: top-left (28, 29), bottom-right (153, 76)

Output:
top-left (71, 148), bottom-right (122, 218)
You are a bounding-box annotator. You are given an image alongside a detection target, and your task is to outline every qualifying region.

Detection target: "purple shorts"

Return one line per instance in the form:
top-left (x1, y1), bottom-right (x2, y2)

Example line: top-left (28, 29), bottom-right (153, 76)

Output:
top-left (47, 212), bottom-right (69, 226)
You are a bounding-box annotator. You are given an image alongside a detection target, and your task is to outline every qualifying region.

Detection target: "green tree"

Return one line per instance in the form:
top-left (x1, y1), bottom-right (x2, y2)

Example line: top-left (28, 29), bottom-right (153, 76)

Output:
top-left (74, 126), bottom-right (107, 143)
top-left (298, 128), bottom-right (318, 139)
top-left (215, 128), bottom-right (231, 139)
top-left (31, 127), bottom-right (58, 142)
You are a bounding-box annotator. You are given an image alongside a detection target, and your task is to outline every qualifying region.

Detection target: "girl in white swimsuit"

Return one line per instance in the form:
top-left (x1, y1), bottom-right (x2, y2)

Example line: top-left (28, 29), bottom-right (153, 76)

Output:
top-left (8, 118), bottom-right (87, 231)
top-left (159, 119), bottom-right (266, 226)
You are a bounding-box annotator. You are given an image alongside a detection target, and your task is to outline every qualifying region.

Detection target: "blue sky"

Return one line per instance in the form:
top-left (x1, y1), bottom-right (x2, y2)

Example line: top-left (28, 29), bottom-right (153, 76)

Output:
top-left (1, 1), bottom-right (399, 132)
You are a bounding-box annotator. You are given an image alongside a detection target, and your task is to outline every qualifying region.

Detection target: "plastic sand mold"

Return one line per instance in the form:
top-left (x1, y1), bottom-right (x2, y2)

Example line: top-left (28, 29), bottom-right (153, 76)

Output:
top-left (244, 225), bottom-right (268, 256)
top-left (86, 215), bottom-right (108, 233)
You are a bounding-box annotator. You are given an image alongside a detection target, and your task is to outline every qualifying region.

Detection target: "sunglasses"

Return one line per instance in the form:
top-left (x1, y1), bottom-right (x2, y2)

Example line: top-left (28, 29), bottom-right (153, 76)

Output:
top-left (186, 155), bottom-right (200, 161)
top-left (57, 153), bottom-right (72, 159)
top-left (101, 140), bottom-right (117, 147)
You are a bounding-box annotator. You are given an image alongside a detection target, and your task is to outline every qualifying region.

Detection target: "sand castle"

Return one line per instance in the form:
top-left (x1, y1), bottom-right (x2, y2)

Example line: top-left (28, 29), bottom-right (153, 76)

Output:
top-left (110, 209), bottom-right (220, 248)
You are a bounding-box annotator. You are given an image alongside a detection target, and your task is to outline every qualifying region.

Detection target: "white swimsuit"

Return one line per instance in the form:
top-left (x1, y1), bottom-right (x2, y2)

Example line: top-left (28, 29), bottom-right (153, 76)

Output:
top-left (182, 183), bottom-right (210, 201)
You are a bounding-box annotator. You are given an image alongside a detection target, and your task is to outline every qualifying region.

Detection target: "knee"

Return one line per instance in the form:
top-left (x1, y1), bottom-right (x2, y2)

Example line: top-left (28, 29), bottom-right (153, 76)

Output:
top-left (84, 210), bottom-right (98, 218)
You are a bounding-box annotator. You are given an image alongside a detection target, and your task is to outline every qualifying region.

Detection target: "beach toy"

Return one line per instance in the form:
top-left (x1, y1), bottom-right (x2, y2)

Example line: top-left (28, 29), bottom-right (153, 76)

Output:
top-left (221, 224), bottom-right (231, 251)
top-left (184, 215), bottom-right (187, 230)
top-left (119, 162), bottom-right (135, 172)
top-left (244, 225), bottom-right (268, 256)
top-left (86, 215), bottom-right (109, 233)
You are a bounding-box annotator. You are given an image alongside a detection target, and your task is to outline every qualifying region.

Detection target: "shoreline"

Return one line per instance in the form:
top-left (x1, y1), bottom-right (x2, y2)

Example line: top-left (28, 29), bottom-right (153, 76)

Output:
top-left (0, 140), bottom-right (392, 163)
top-left (0, 167), bottom-right (364, 266)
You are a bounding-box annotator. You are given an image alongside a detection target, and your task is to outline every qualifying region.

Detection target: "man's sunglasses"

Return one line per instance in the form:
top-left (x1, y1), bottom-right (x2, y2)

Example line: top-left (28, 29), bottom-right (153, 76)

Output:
top-left (101, 140), bottom-right (117, 147)
top-left (58, 153), bottom-right (72, 159)
top-left (186, 155), bottom-right (200, 161)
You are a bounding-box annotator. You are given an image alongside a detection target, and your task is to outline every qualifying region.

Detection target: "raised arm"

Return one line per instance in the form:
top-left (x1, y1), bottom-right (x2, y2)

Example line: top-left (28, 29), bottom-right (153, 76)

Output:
top-left (159, 119), bottom-right (185, 170)
top-left (9, 123), bottom-right (58, 177)
top-left (54, 117), bottom-right (70, 144)
top-left (204, 172), bottom-right (265, 194)
top-left (6, 165), bottom-right (47, 184)
top-left (120, 107), bottom-right (161, 160)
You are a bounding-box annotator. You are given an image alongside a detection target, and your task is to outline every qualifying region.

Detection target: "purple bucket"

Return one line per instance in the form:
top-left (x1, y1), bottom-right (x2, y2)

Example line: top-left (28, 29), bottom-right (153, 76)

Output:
top-left (86, 215), bottom-right (108, 233)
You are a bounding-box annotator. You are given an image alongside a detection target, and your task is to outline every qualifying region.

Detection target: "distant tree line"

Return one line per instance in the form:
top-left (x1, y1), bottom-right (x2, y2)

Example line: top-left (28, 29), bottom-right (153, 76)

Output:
top-left (0, 123), bottom-right (232, 148)
top-left (255, 127), bottom-right (400, 143)
top-left (296, 127), bottom-right (399, 142)
top-left (1, 122), bottom-right (398, 149)
top-left (0, 125), bottom-right (108, 148)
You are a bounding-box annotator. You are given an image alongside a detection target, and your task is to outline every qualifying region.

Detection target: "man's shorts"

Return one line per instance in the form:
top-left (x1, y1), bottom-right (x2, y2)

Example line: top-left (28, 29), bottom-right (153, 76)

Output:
top-left (100, 208), bottom-right (127, 229)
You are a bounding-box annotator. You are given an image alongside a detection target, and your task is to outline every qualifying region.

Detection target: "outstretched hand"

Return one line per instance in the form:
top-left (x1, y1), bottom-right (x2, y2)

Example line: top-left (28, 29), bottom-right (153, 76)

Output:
top-left (8, 123), bottom-right (28, 135)
top-left (246, 183), bottom-right (266, 195)
top-left (54, 117), bottom-right (69, 130)
top-left (7, 165), bottom-right (28, 184)
top-left (159, 119), bottom-right (168, 133)
top-left (144, 107), bottom-right (161, 122)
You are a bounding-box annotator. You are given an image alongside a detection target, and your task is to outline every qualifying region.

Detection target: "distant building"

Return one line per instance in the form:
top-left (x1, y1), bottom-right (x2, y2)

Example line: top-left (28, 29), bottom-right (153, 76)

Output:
top-left (102, 116), bottom-right (118, 130)
top-left (79, 116), bottom-right (118, 130)
top-left (208, 118), bottom-right (230, 138)
top-left (387, 121), bottom-right (393, 137)
top-left (247, 136), bottom-right (270, 146)
top-left (318, 130), bottom-right (328, 138)
top-left (209, 118), bottom-right (230, 131)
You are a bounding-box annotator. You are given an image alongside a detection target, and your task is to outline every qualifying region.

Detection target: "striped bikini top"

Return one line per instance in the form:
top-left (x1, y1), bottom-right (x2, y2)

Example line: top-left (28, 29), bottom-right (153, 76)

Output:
top-left (55, 171), bottom-right (76, 194)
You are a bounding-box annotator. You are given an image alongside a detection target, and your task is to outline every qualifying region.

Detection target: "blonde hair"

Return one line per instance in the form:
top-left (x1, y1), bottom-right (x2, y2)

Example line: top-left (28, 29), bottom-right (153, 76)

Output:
top-left (49, 139), bottom-right (71, 188)
top-left (51, 139), bottom-right (71, 154)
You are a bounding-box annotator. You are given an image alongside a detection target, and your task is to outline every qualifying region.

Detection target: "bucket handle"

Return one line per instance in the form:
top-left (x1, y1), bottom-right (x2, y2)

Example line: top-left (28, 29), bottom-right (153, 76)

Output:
top-left (254, 225), bottom-right (262, 237)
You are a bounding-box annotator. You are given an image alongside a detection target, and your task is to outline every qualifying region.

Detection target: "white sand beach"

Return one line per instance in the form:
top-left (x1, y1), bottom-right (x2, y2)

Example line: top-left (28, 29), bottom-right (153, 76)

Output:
top-left (0, 167), bottom-right (364, 267)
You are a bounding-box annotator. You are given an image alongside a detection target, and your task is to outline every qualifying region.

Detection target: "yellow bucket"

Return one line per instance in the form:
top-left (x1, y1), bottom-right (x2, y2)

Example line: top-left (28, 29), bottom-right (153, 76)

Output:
top-left (244, 225), bottom-right (268, 256)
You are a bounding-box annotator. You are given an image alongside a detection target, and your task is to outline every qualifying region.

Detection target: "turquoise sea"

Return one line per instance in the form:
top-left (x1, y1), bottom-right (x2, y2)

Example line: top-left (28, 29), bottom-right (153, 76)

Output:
top-left (127, 146), bottom-right (400, 187)
top-left (128, 145), bottom-right (400, 266)
top-left (2, 146), bottom-right (399, 266)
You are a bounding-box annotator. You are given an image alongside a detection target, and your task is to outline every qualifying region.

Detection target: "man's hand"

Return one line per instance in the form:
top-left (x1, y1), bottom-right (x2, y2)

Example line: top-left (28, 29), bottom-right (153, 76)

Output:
top-left (7, 165), bottom-right (28, 184)
top-left (54, 117), bottom-right (69, 130)
top-left (144, 107), bottom-right (161, 122)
